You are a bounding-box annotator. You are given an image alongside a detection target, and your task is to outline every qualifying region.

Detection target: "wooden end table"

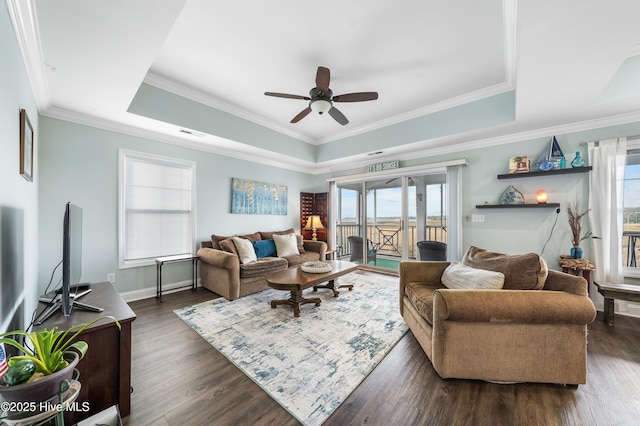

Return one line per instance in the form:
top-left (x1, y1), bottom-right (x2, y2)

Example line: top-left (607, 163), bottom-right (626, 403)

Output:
top-left (559, 257), bottom-right (594, 295)
top-left (266, 260), bottom-right (357, 317)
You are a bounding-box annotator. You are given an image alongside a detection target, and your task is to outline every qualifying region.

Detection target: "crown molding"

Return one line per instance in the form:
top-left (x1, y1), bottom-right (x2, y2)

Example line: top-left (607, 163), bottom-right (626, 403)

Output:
top-left (41, 106), bottom-right (321, 174)
top-left (41, 102), bottom-right (640, 178)
top-left (503, 0), bottom-right (518, 87)
top-left (387, 109), bottom-right (640, 165)
top-left (6, 0), bottom-right (51, 112)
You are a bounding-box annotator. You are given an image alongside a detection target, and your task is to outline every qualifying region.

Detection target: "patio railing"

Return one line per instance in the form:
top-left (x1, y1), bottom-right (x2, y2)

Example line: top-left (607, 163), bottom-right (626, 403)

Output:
top-left (336, 223), bottom-right (446, 260)
top-left (623, 231), bottom-right (640, 267)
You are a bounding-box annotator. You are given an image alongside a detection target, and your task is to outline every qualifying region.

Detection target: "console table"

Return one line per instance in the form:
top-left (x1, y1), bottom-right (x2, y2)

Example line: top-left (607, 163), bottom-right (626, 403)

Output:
top-left (35, 282), bottom-right (136, 424)
top-left (155, 254), bottom-right (199, 301)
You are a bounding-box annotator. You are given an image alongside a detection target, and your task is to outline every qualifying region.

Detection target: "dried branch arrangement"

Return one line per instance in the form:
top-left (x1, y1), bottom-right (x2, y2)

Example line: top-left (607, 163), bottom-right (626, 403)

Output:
top-left (567, 200), bottom-right (592, 246)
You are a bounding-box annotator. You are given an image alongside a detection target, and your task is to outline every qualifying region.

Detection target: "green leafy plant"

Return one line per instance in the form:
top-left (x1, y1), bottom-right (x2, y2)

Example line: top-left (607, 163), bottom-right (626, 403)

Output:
top-left (0, 316), bottom-right (120, 377)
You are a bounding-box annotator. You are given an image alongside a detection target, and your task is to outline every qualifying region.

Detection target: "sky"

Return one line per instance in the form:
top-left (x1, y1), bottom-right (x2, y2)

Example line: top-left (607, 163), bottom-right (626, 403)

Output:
top-left (340, 185), bottom-right (444, 219)
top-left (625, 164), bottom-right (640, 209)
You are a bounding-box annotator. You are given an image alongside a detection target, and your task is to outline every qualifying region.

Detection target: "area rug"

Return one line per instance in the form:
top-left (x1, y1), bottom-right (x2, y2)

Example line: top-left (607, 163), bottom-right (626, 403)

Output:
top-left (174, 273), bottom-right (407, 426)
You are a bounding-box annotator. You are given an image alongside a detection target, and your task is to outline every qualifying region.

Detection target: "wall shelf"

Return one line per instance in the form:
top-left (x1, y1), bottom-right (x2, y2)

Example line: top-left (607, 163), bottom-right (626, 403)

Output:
top-left (476, 203), bottom-right (561, 209)
top-left (497, 166), bottom-right (592, 180)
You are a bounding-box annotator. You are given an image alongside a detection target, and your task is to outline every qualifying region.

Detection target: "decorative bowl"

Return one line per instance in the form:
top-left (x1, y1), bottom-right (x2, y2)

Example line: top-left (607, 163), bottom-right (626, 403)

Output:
top-left (301, 261), bottom-right (332, 273)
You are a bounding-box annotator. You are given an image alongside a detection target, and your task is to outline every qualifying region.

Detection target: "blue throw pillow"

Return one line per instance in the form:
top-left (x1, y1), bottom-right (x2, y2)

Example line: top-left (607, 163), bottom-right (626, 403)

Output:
top-left (252, 239), bottom-right (277, 258)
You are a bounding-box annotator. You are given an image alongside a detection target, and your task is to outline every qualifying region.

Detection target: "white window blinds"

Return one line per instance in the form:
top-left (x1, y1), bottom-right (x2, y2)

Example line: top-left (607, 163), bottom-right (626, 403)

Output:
top-left (119, 150), bottom-right (195, 267)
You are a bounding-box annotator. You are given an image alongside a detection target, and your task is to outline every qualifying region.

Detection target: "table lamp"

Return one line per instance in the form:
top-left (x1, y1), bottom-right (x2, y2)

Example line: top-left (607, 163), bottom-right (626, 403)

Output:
top-left (304, 215), bottom-right (325, 241)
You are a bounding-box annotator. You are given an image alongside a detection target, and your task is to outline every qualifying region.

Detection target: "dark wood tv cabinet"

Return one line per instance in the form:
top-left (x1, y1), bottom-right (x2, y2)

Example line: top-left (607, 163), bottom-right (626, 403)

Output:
top-left (34, 281), bottom-right (136, 423)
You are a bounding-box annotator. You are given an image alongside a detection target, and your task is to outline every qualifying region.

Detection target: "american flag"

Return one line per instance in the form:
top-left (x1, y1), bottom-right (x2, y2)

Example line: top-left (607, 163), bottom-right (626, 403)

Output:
top-left (0, 344), bottom-right (8, 380)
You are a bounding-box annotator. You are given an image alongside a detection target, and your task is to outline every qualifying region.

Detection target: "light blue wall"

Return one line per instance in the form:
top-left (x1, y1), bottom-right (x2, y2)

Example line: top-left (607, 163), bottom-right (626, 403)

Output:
top-left (38, 118), bottom-right (321, 296)
top-left (0, 4), bottom-right (39, 333)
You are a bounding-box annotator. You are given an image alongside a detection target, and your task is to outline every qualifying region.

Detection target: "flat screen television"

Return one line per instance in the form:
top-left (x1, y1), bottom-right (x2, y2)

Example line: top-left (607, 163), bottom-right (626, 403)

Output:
top-left (35, 202), bottom-right (102, 325)
top-left (62, 202), bottom-right (83, 317)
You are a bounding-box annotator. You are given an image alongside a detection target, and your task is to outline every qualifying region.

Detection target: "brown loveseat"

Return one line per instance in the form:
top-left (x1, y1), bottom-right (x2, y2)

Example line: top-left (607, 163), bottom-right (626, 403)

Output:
top-left (197, 229), bottom-right (327, 300)
top-left (399, 246), bottom-right (597, 385)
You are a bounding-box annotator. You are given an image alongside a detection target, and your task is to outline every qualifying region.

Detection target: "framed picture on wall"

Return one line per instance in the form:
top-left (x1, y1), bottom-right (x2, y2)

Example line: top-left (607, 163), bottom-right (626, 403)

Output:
top-left (19, 108), bottom-right (33, 182)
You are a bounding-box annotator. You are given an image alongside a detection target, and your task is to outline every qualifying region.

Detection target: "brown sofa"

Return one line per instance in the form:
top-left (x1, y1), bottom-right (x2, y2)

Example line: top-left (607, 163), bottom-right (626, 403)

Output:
top-left (399, 247), bottom-right (597, 385)
top-left (197, 229), bottom-right (327, 300)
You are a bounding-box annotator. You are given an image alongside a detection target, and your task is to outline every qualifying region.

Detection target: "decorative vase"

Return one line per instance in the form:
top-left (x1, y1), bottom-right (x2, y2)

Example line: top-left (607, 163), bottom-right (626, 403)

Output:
top-left (571, 152), bottom-right (586, 168)
top-left (560, 156), bottom-right (567, 169)
top-left (539, 156), bottom-right (554, 171)
top-left (570, 246), bottom-right (583, 259)
top-left (0, 351), bottom-right (79, 406)
top-left (499, 185), bottom-right (525, 205)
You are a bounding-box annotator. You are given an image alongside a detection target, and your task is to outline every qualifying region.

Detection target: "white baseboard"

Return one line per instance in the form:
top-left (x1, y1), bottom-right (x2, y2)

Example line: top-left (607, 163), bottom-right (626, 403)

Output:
top-left (626, 302), bottom-right (640, 318)
top-left (595, 300), bottom-right (640, 320)
top-left (119, 279), bottom-right (200, 303)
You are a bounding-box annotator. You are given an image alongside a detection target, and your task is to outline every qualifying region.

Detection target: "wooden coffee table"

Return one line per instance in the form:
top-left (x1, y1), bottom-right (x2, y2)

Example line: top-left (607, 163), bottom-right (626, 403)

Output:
top-left (266, 260), bottom-right (357, 317)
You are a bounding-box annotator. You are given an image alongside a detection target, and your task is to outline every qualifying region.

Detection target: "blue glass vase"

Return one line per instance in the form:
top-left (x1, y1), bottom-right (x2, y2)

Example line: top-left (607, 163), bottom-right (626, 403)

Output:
top-left (571, 152), bottom-right (586, 168)
top-left (570, 246), bottom-right (583, 259)
top-left (539, 156), bottom-right (554, 171)
top-left (560, 156), bottom-right (567, 169)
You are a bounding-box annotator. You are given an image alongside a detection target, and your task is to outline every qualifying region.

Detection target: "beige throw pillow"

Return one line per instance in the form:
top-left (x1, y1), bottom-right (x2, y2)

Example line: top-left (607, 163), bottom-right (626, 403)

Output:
top-left (273, 233), bottom-right (300, 257)
top-left (232, 237), bottom-right (257, 264)
top-left (441, 261), bottom-right (505, 290)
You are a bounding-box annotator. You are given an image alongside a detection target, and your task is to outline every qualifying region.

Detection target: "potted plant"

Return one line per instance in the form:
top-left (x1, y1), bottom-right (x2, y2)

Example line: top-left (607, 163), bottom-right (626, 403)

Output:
top-left (0, 316), bottom-right (120, 406)
top-left (567, 200), bottom-right (592, 259)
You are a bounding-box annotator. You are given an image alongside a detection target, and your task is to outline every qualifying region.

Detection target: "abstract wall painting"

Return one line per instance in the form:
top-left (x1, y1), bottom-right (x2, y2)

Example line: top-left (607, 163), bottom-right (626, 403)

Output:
top-left (231, 178), bottom-right (288, 215)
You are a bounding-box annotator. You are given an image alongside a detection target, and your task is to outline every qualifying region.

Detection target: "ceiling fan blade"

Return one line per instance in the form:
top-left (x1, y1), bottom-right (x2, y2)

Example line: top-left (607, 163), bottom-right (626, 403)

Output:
top-left (332, 92), bottom-right (379, 102)
top-left (328, 106), bottom-right (349, 125)
top-left (291, 106), bottom-right (312, 123)
top-left (316, 66), bottom-right (331, 93)
top-left (265, 92), bottom-right (310, 100)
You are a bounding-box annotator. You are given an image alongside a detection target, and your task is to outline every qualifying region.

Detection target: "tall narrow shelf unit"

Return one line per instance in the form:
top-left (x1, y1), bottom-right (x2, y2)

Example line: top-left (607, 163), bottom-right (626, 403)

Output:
top-left (300, 192), bottom-right (328, 242)
top-left (476, 166), bottom-right (592, 209)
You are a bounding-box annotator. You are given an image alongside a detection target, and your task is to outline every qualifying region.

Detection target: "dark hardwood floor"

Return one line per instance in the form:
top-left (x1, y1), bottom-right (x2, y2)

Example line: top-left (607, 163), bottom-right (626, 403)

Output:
top-left (123, 272), bottom-right (640, 426)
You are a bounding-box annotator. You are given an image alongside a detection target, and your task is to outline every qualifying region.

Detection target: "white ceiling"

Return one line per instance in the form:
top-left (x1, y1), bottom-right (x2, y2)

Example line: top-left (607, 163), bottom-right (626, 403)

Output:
top-left (8, 0), bottom-right (640, 172)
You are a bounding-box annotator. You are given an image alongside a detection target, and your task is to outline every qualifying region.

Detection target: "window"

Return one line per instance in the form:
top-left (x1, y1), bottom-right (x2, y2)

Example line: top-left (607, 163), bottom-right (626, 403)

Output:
top-left (119, 150), bottom-right (196, 268)
top-left (623, 146), bottom-right (640, 274)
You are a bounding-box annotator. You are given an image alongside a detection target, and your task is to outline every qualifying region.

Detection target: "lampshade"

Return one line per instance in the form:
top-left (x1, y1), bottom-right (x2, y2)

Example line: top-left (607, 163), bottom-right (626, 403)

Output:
top-left (536, 190), bottom-right (548, 204)
top-left (310, 100), bottom-right (331, 114)
top-left (304, 215), bottom-right (325, 230)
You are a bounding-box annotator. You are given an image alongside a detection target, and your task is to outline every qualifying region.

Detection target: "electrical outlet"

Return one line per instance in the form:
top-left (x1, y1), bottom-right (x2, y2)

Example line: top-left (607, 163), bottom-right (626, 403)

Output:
top-left (107, 273), bottom-right (115, 284)
top-left (472, 214), bottom-right (485, 223)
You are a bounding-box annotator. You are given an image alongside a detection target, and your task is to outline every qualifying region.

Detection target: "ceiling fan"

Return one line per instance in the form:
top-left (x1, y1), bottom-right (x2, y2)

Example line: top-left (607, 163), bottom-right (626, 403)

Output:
top-left (264, 66), bottom-right (378, 126)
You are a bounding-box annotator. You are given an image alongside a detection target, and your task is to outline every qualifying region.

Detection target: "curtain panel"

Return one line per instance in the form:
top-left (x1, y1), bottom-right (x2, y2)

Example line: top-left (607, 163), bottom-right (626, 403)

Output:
top-left (587, 138), bottom-right (627, 285)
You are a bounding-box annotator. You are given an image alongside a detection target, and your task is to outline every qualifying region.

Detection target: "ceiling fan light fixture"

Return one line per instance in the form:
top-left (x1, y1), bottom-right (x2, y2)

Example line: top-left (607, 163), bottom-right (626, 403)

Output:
top-left (310, 99), bottom-right (332, 114)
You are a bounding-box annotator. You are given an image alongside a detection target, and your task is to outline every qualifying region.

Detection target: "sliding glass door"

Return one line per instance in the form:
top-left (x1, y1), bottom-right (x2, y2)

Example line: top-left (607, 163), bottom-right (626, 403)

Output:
top-left (331, 166), bottom-right (453, 273)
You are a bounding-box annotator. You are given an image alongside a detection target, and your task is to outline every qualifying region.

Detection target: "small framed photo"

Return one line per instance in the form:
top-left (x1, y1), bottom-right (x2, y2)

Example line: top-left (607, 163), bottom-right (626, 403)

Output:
top-left (508, 156), bottom-right (530, 174)
top-left (19, 109), bottom-right (33, 182)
